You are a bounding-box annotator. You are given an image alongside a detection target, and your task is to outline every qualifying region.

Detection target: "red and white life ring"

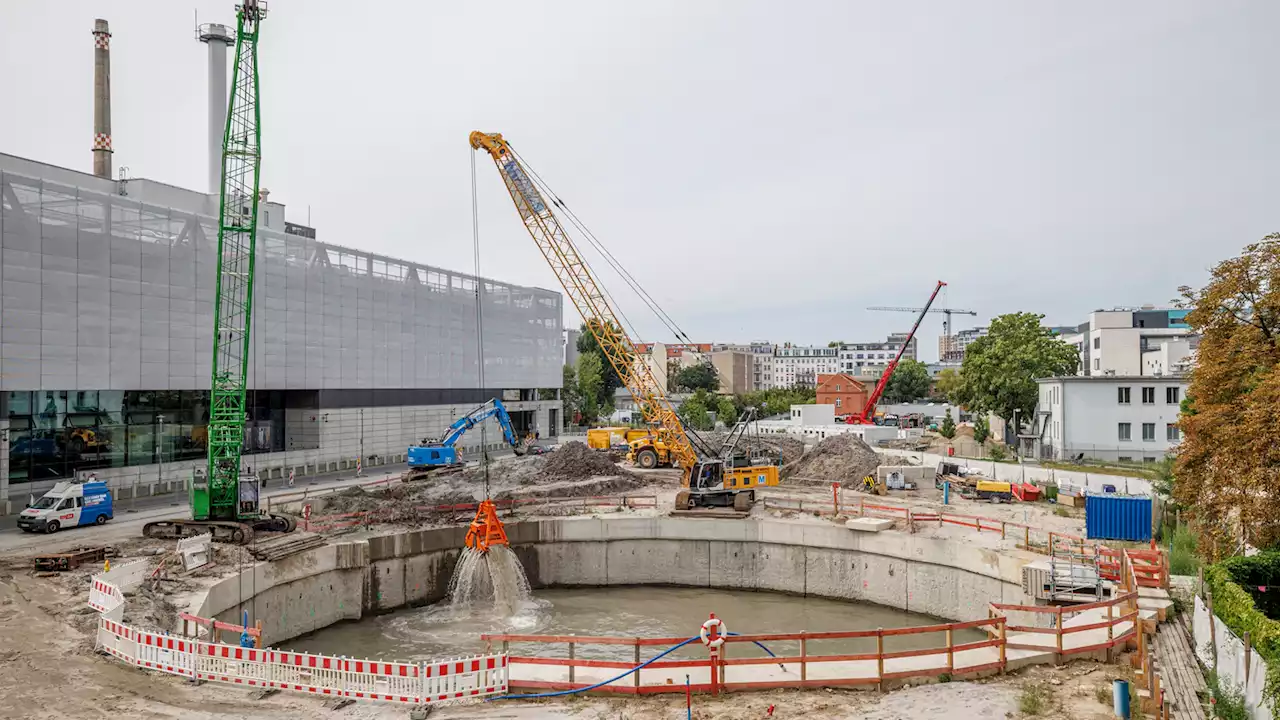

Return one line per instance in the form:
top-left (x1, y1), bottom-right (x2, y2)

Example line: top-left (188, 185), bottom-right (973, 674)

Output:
top-left (700, 616), bottom-right (726, 649)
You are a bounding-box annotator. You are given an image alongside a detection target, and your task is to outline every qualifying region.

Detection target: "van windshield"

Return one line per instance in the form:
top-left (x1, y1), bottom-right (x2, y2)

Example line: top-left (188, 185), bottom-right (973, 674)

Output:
top-left (30, 495), bottom-right (58, 510)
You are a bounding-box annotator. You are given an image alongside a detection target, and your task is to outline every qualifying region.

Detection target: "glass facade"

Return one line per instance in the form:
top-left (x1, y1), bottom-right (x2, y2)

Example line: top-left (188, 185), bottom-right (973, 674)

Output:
top-left (6, 389), bottom-right (294, 484)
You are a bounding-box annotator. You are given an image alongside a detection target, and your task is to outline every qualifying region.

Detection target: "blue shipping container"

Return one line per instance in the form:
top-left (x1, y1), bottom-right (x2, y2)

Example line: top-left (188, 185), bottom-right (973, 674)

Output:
top-left (1085, 495), bottom-right (1152, 542)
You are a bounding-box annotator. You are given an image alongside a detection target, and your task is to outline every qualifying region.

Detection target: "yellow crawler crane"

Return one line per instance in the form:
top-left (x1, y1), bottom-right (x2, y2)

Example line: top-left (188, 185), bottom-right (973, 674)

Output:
top-left (470, 132), bottom-right (777, 511)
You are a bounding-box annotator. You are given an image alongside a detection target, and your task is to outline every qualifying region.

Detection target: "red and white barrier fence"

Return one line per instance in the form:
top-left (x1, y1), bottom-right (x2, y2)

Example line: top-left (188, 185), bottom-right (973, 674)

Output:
top-left (87, 572), bottom-right (508, 706)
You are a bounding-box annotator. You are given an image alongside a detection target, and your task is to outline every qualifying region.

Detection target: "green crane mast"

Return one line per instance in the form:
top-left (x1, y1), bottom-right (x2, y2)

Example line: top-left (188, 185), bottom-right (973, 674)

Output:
top-left (145, 0), bottom-right (293, 544)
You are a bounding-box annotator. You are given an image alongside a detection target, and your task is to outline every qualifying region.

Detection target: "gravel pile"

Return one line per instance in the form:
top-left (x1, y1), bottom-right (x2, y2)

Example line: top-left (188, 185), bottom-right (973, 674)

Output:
top-left (781, 433), bottom-right (881, 486)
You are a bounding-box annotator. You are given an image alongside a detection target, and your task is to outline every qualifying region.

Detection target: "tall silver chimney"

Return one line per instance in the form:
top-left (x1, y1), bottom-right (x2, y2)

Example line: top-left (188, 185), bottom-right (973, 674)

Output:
top-left (198, 23), bottom-right (234, 194)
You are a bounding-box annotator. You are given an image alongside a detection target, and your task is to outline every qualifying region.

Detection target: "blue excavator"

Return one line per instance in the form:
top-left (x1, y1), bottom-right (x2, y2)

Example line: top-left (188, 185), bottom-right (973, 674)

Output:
top-left (404, 399), bottom-right (528, 481)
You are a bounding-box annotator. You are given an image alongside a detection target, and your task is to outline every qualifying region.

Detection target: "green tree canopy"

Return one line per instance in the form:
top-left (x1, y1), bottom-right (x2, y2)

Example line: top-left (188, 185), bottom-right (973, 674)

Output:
top-left (560, 364), bottom-right (581, 423)
top-left (934, 367), bottom-right (963, 403)
top-left (736, 386), bottom-right (816, 418)
top-left (674, 362), bottom-right (720, 392)
top-left (716, 396), bottom-right (738, 427)
top-left (576, 320), bottom-right (631, 410)
top-left (939, 408), bottom-right (956, 439)
top-left (678, 389), bottom-right (716, 431)
top-left (953, 312), bottom-right (1079, 424)
top-left (882, 358), bottom-right (931, 403)
top-left (972, 414), bottom-right (989, 444)
top-left (576, 353), bottom-right (604, 423)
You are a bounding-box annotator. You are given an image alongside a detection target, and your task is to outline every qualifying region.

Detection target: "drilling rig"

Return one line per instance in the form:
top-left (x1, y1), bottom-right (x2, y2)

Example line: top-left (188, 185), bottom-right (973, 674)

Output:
top-left (144, 0), bottom-right (293, 544)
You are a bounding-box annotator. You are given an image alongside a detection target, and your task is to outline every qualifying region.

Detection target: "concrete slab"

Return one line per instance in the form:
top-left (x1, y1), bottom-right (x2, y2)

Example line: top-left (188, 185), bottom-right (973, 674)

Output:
top-left (846, 518), bottom-right (894, 532)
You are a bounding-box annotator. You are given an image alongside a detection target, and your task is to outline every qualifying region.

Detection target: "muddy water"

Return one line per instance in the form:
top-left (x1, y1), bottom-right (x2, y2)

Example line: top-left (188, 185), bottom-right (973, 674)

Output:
top-left (286, 587), bottom-right (982, 663)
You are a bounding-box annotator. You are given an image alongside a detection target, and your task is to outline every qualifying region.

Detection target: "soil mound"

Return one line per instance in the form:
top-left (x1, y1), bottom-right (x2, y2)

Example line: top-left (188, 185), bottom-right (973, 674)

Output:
top-left (781, 433), bottom-right (880, 485)
top-left (537, 441), bottom-right (634, 482)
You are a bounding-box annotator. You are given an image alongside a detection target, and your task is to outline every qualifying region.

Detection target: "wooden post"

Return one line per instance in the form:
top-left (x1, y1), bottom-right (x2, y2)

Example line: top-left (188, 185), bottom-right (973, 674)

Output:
top-left (1207, 590), bottom-right (1218, 671)
top-left (800, 634), bottom-right (807, 682)
top-left (634, 638), bottom-right (641, 690)
top-left (719, 639), bottom-right (727, 687)
top-left (1024, 526), bottom-right (1030, 549)
top-left (1001, 521), bottom-right (1006, 540)
top-left (502, 639), bottom-right (509, 655)
top-left (1106, 603), bottom-right (1114, 662)
top-left (860, 496), bottom-right (866, 517)
top-left (876, 629), bottom-right (885, 691)
top-left (254, 619), bottom-right (263, 649)
top-left (832, 483), bottom-right (839, 516)
top-left (569, 639), bottom-right (576, 685)
top-left (908, 508), bottom-right (915, 534)
top-left (946, 628), bottom-right (954, 672)
top-left (998, 620), bottom-right (1007, 671)
top-left (1055, 606), bottom-right (1064, 662)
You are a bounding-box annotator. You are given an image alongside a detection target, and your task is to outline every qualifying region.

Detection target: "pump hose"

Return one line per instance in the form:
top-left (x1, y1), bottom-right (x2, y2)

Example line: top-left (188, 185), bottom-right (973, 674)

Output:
top-left (488, 633), bottom-right (787, 701)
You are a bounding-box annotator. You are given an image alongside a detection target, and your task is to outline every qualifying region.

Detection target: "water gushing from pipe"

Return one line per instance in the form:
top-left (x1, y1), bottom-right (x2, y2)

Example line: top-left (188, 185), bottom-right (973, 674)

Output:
top-left (446, 545), bottom-right (531, 617)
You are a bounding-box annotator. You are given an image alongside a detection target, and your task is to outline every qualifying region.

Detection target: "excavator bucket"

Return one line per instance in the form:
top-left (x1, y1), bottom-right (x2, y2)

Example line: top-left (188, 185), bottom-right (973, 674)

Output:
top-left (464, 499), bottom-right (509, 553)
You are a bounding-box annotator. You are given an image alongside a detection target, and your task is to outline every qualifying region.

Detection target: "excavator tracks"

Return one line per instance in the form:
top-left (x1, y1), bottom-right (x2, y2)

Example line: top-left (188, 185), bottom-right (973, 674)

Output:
top-left (142, 514), bottom-right (295, 545)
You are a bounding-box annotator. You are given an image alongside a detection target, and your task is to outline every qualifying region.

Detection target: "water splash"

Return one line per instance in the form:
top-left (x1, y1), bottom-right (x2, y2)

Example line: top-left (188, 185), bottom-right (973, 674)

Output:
top-left (446, 545), bottom-right (532, 617)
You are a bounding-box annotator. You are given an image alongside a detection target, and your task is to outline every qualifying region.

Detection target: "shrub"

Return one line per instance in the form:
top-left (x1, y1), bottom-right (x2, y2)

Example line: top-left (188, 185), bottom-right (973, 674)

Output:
top-left (1204, 559), bottom-right (1280, 712)
top-left (1018, 682), bottom-right (1051, 716)
top-left (989, 444), bottom-right (1008, 462)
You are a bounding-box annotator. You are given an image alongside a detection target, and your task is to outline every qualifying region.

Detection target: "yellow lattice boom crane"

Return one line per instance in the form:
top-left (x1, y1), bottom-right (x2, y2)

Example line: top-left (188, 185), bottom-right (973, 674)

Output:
top-left (470, 131), bottom-right (778, 511)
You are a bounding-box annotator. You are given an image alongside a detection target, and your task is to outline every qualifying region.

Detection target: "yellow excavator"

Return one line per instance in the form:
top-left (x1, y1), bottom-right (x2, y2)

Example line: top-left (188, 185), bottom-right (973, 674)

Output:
top-left (470, 132), bottom-right (778, 511)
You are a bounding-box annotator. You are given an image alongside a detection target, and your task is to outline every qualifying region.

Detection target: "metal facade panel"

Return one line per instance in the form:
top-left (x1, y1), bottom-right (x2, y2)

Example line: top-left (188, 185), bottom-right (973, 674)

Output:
top-left (0, 161), bottom-right (562, 392)
top-left (1085, 495), bottom-right (1152, 542)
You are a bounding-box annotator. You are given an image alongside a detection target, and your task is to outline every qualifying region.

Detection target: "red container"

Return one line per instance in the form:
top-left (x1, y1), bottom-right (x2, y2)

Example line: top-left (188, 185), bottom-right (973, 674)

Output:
top-left (947, 447), bottom-right (955, 457)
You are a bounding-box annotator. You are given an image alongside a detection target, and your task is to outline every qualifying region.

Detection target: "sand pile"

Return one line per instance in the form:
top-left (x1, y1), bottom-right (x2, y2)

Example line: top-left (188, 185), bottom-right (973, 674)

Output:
top-left (701, 431), bottom-right (805, 464)
top-left (781, 433), bottom-right (880, 485)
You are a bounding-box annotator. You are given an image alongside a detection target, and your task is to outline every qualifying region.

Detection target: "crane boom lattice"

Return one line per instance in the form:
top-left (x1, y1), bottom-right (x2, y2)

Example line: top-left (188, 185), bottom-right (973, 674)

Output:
top-left (205, 1), bottom-right (266, 521)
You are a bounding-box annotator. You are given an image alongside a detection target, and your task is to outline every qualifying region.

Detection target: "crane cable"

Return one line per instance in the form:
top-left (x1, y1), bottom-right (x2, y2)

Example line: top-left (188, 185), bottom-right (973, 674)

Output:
top-left (470, 149), bottom-right (491, 499)
top-left (509, 145), bottom-right (697, 350)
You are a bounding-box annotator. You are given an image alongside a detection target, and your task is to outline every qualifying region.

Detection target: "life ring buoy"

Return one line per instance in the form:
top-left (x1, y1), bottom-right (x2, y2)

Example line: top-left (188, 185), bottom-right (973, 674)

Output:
top-left (700, 617), bottom-right (726, 649)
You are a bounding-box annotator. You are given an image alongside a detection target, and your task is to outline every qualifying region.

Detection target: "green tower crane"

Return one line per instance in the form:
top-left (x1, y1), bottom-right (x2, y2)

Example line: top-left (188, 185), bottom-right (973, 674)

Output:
top-left (145, 0), bottom-right (293, 544)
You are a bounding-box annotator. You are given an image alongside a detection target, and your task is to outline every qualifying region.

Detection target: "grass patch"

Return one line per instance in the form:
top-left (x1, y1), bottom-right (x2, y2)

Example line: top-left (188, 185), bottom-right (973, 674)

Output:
top-left (1169, 521), bottom-right (1200, 576)
top-left (1041, 460), bottom-right (1154, 479)
top-left (1094, 684), bottom-right (1111, 705)
top-left (1018, 682), bottom-right (1051, 716)
top-left (1053, 507), bottom-right (1071, 518)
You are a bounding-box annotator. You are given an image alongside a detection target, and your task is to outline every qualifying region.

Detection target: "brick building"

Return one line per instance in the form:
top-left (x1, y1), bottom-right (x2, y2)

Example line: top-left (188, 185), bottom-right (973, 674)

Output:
top-left (816, 373), bottom-right (869, 416)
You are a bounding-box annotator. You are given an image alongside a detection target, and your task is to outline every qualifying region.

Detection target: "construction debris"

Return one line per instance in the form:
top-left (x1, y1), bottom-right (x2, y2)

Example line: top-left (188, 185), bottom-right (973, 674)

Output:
top-left (702, 431), bottom-right (805, 464)
top-left (781, 434), bottom-right (881, 486)
top-left (249, 533), bottom-right (326, 562)
top-left (33, 546), bottom-right (115, 572)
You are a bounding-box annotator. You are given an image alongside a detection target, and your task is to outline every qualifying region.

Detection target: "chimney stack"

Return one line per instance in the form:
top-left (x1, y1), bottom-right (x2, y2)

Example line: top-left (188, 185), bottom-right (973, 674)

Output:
top-left (198, 23), bottom-right (235, 194)
top-left (91, 19), bottom-right (113, 179)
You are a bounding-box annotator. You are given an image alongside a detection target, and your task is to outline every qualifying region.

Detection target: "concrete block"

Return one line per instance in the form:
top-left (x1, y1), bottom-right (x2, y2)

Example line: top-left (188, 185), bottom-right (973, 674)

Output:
top-left (846, 517), bottom-right (894, 532)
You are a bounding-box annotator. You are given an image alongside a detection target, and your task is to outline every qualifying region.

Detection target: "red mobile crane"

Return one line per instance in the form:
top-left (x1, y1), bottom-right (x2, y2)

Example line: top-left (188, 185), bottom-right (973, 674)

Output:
top-left (848, 280), bottom-right (946, 425)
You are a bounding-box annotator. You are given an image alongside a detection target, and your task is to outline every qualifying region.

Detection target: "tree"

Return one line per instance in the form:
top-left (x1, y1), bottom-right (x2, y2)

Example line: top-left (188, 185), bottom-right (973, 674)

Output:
top-left (576, 320), bottom-right (631, 409)
top-left (737, 386), bottom-right (817, 418)
top-left (827, 340), bottom-right (844, 348)
top-left (559, 364), bottom-right (581, 424)
top-left (576, 353), bottom-right (604, 423)
top-left (677, 389), bottom-right (716, 431)
top-left (882, 359), bottom-right (931, 403)
top-left (716, 396), bottom-right (738, 427)
top-left (939, 408), bottom-right (956, 439)
top-left (674, 362), bottom-right (720, 392)
top-left (1174, 238), bottom-right (1280, 556)
top-left (953, 312), bottom-right (1079, 425)
top-left (934, 368), bottom-right (963, 403)
top-left (972, 414), bottom-right (989, 444)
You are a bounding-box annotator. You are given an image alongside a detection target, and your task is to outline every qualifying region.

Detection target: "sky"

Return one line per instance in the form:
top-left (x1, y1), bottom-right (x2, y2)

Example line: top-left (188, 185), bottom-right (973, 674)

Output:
top-left (2, 1), bottom-right (1276, 362)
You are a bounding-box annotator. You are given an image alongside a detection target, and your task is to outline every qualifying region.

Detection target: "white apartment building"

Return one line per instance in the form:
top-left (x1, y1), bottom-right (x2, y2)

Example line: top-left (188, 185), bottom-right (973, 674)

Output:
top-left (1034, 376), bottom-right (1188, 462)
top-left (939, 326), bottom-right (987, 363)
top-left (775, 345), bottom-right (840, 388)
top-left (1058, 307), bottom-right (1194, 377)
top-left (838, 334), bottom-right (917, 378)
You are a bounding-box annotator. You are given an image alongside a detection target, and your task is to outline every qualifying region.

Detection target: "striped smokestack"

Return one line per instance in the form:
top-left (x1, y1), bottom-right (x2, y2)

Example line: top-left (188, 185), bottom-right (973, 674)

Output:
top-left (92, 19), bottom-right (113, 179)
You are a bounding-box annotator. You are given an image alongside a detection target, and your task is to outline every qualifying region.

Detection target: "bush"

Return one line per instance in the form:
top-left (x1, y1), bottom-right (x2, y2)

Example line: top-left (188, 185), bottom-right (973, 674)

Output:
top-left (939, 409), bottom-right (956, 440)
top-left (1169, 522), bottom-right (1200, 576)
top-left (989, 444), bottom-right (1008, 462)
top-left (1204, 560), bottom-right (1280, 712)
top-left (1018, 682), bottom-right (1051, 715)
top-left (1207, 671), bottom-right (1250, 720)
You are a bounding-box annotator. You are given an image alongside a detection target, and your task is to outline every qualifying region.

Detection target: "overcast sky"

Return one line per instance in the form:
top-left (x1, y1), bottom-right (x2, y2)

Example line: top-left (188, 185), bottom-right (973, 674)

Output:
top-left (2, 1), bottom-right (1275, 361)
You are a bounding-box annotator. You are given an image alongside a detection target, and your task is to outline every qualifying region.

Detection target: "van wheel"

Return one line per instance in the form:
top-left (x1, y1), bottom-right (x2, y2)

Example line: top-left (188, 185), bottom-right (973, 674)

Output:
top-left (46, 520), bottom-right (60, 534)
top-left (636, 448), bottom-right (659, 470)
top-left (96, 514), bottom-right (108, 525)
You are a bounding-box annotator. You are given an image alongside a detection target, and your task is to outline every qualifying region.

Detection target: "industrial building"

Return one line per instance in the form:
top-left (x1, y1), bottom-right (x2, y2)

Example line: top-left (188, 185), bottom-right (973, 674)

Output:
top-left (0, 152), bottom-right (564, 513)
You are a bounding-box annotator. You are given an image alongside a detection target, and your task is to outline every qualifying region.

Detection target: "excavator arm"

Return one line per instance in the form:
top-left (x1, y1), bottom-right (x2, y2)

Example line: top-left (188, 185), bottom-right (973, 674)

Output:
top-left (470, 132), bottom-right (700, 481)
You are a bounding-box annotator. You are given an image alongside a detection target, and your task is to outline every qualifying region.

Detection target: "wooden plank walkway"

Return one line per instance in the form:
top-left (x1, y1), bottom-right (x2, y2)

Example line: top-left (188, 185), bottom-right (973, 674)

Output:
top-left (1156, 612), bottom-right (1207, 720)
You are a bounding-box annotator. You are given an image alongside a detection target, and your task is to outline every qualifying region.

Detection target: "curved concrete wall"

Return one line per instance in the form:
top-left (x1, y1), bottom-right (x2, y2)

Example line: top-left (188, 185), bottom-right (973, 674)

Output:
top-left (194, 517), bottom-right (1040, 646)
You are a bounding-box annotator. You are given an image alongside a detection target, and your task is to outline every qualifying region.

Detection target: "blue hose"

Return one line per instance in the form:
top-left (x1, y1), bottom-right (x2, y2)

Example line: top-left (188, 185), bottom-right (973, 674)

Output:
top-left (726, 631), bottom-right (787, 672)
top-left (489, 635), bottom-right (701, 700)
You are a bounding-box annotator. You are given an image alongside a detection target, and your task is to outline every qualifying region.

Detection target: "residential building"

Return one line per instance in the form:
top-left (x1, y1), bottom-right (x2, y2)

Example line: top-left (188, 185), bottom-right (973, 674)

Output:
top-left (816, 373), bottom-right (869, 416)
top-left (643, 342), bottom-right (669, 395)
top-left (775, 345), bottom-right (840, 388)
top-left (1033, 376), bottom-right (1189, 462)
top-left (0, 152), bottom-right (563, 513)
top-left (709, 350), bottom-right (751, 395)
top-left (939, 326), bottom-right (987, 363)
top-left (837, 334), bottom-right (916, 378)
top-left (1057, 307), bottom-right (1194, 376)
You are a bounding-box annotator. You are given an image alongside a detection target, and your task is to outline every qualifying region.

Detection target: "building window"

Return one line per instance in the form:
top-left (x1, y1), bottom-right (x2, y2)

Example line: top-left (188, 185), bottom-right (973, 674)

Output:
top-left (1118, 423), bottom-right (1131, 441)
top-left (1141, 387), bottom-right (1155, 404)
top-left (1119, 456), bottom-right (1133, 462)
top-left (1144, 456), bottom-right (1156, 463)
top-left (1167, 424), bottom-right (1180, 441)
top-left (1093, 337), bottom-right (1100, 349)
top-left (835, 398), bottom-right (842, 408)
top-left (1142, 423), bottom-right (1155, 441)
top-left (1166, 387), bottom-right (1180, 404)
top-left (1094, 359), bottom-right (1100, 370)
top-left (1117, 387), bottom-right (1131, 405)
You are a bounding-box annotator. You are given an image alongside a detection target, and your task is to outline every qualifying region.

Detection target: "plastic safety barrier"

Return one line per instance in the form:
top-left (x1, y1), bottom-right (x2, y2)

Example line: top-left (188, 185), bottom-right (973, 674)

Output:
top-left (87, 575), bottom-right (508, 706)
